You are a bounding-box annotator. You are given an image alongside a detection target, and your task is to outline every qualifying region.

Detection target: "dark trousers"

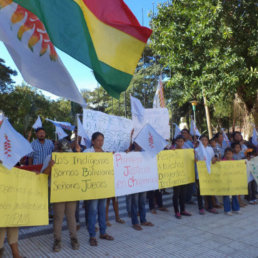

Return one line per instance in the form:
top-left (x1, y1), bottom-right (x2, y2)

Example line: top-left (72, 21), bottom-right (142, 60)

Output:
top-left (173, 185), bottom-right (187, 213)
top-left (196, 180), bottom-right (213, 210)
top-left (148, 190), bottom-right (163, 210)
top-left (246, 180), bottom-right (257, 201)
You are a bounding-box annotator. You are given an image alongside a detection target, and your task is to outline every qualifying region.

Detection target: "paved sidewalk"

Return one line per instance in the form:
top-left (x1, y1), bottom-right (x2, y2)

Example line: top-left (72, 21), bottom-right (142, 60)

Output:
top-left (3, 196), bottom-right (258, 258)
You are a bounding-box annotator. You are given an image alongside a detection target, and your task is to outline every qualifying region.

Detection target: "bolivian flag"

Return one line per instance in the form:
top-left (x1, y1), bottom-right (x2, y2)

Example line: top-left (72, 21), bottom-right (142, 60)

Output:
top-left (13, 0), bottom-right (152, 98)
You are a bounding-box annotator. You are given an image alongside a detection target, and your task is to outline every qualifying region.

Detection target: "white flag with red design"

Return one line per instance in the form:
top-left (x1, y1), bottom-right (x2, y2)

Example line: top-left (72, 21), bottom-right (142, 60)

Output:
top-left (153, 75), bottom-right (165, 108)
top-left (0, 118), bottom-right (33, 169)
top-left (0, 1), bottom-right (86, 106)
top-left (134, 123), bottom-right (168, 157)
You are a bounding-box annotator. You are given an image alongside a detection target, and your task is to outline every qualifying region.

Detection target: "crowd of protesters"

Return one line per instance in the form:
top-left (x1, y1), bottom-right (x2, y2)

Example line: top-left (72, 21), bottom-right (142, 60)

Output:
top-left (0, 125), bottom-right (257, 258)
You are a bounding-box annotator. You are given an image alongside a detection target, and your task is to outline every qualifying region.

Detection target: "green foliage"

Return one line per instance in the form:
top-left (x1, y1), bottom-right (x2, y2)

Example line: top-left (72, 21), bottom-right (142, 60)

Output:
top-left (0, 58), bottom-right (16, 93)
top-left (0, 85), bottom-right (75, 139)
top-left (151, 0), bottom-right (258, 112)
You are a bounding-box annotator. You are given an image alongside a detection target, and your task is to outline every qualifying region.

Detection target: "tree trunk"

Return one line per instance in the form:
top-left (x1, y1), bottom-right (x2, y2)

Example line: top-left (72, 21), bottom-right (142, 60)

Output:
top-left (202, 91), bottom-right (213, 139)
top-left (234, 93), bottom-right (258, 140)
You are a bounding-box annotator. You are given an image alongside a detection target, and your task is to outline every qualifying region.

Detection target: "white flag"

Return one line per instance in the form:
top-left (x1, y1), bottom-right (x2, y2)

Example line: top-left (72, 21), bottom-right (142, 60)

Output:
top-left (173, 123), bottom-right (181, 139)
top-left (153, 75), bottom-right (165, 108)
top-left (0, 118), bottom-right (33, 169)
top-left (221, 128), bottom-right (230, 147)
top-left (46, 119), bottom-right (75, 131)
top-left (55, 126), bottom-right (68, 140)
top-left (198, 140), bottom-right (212, 173)
top-left (0, 2), bottom-right (86, 107)
top-left (190, 119), bottom-right (201, 137)
top-left (77, 116), bottom-right (91, 148)
top-left (252, 126), bottom-right (258, 147)
top-left (135, 123), bottom-right (168, 157)
top-left (32, 116), bottom-right (42, 129)
top-left (130, 96), bottom-right (144, 123)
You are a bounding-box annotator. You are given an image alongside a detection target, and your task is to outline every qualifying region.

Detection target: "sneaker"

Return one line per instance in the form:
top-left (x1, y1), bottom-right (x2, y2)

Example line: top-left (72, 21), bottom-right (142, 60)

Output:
top-left (175, 212), bottom-right (181, 219)
top-left (249, 200), bottom-right (255, 205)
top-left (224, 211), bottom-right (232, 216)
top-left (53, 239), bottom-right (61, 252)
top-left (71, 238), bottom-right (80, 250)
top-left (181, 210), bottom-right (192, 216)
top-left (233, 210), bottom-right (241, 215)
top-left (199, 208), bottom-right (205, 215)
top-left (208, 208), bottom-right (219, 214)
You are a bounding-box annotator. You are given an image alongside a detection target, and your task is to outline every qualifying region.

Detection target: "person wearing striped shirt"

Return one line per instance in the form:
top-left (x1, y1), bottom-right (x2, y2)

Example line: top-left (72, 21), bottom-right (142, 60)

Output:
top-left (28, 127), bottom-right (54, 165)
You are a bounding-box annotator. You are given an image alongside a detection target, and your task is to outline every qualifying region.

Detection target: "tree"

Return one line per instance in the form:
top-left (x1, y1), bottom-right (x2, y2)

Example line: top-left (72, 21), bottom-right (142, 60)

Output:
top-left (0, 58), bottom-right (16, 93)
top-left (151, 0), bottom-right (258, 136)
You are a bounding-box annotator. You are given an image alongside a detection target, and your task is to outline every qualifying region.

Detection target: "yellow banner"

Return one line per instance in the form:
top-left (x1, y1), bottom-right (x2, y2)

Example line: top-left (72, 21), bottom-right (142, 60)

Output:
top-left (197, 160), bottom-right (248, 195)
top-left (157, 149), bottom-right (195, 189)
top-left (51, 152), bottom-right (115, 203)
top-left (0, 165), bottom-right (48, 227)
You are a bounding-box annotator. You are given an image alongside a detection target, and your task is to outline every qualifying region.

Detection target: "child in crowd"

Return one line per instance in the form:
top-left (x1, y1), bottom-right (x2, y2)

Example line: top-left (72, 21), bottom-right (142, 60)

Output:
top-left (232, 142), bottom-right (245, 160)
top-left (245, 147), bottom-right (257, 204)
top-left (231, 142), bottom-right (247, 207)
top-left (172, 135), bottom-right (192, 219)
top-left (195, 135), bottom-right (218, 215)
top-left (223, 148), bottom-right (241, 215)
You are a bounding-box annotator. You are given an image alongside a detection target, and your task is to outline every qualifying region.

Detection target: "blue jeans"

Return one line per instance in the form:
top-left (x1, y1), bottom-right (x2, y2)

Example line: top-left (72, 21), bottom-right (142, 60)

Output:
top-left (131, 192), bottom-right (147, 225)
top-left (223, 196), bottom-right (240, 212)
top-left (87, 199), bottom-right (106, 237)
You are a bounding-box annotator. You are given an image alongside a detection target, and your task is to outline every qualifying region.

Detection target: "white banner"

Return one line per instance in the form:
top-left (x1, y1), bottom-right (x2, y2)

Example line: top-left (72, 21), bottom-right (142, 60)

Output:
top-left (83, 109), bottom-right (133, 152)
top-left (0, 2), bottom-right (86, 106)
top-left (113, 152), bottom-right (159, 196)
top-left (132, 108), bottom-right (170, 139)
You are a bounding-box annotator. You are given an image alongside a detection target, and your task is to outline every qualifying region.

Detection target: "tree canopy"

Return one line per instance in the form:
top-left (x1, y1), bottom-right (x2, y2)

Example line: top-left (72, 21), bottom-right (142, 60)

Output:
top-left (150, 0), bottom-right (258, 129)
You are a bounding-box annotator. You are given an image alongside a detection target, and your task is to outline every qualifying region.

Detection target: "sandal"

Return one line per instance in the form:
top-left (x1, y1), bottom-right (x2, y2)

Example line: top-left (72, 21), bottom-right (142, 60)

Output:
top-left (106, 221), bottom-right (112, 227)
top-left (150, 209), bottom-right (157, 214)
top-left (133, 224), bottom-right (142, 231)
top-left (116, 218), bottom-right (125, 224)
top-left (141, 221), bottom-right (154, 226)
top-left (100, 234), bottom-right (114, 241)
top-left (158, 207), bottom-right (168, 212)
top-left (89, 237), bottom-right (98, 246)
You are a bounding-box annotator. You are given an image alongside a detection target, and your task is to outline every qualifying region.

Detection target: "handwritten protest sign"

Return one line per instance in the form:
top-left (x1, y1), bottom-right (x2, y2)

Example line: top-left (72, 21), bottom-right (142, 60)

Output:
top-left (197, 160), bottom-right (248, 195)
top-left (132, 108), bottom-right (170, 139)
top-left (157, 149), bottom-right (195, 189)
top-left (0, 165), bottom-right (48, 227)
top-left (83, 109), bottom-right (133, 152)
top-left (113, 152), bottom-right (158, 196)
top-left (51, 152), bottom-right (115, 203)
top-left (246, 157), bottom-right (258, 184)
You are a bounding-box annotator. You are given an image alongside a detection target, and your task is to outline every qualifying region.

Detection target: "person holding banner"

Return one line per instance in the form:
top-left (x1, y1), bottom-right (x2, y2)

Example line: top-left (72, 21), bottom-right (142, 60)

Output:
top-left (195, 135), bottom-right (218, 215)
top-left (172, 135), bottom-right (192, 219)
top-left (42, 139), bottom-right (80, 252)
top-left (0, 228), bottom-right (23, 258)
top-left (83, 132), bottom-right (114, 246)
top-left (128, 142), bottom-right (154, 231)
top-left (222, 148), bottom-right (241, 215)
top-left (28, 127), bottom-right (54, 165)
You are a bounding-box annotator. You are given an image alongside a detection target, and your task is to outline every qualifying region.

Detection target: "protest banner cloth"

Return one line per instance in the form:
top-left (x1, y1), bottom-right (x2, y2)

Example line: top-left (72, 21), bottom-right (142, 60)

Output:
top-left (113, 152), bottom-right (158, 196)
top-left (132, 108), bottom-right (170, 140)
top-left (246, 156), bottom-right (258, 184)
top-left (83, 109), bottom-right (133, 152)
top-left (50, 152), bottom-right (115, 203)
top-left (51, 150), bottom-right (197, 202)
top-left (0, 165), bottom-right (48, 227)
top-left (157, 149), bottom-right (195, 189)
top-left (197, 160), bottom-right (248, 195)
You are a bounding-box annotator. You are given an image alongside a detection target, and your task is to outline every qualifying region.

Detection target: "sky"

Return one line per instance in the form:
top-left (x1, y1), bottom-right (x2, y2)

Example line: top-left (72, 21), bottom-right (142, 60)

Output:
top-left (0, 0), bottom-right (168, 99)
